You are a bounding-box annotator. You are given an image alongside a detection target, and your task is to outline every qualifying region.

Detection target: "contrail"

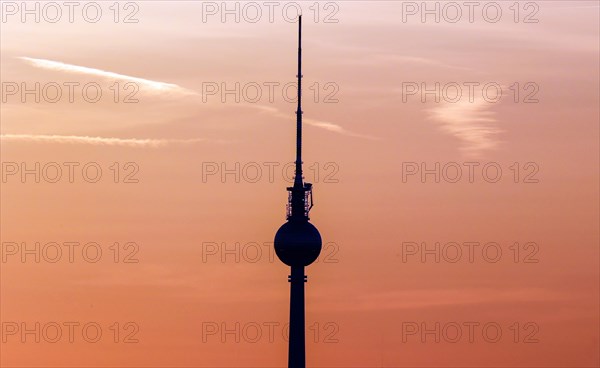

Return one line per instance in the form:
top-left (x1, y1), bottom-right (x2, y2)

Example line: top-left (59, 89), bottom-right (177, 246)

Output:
top-left (18, 57), bottom-right (196, 95)
top-left (252, 105), bottom-right (378, 140)
top-left (1, 134), bottom-right (204, 148)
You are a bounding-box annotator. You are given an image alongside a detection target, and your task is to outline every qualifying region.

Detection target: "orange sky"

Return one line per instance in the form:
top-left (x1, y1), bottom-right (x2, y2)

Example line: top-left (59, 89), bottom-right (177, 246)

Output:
top-left (1, 1), bottom-right (599, 367)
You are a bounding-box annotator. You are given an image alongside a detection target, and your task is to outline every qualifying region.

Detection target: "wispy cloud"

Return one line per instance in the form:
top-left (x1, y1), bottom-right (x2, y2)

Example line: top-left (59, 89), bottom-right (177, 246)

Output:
top-left (17, 57), bottom-right (373, 139)
top-left (305, 117), bottom-right (377, 139)
top-left (18, 56), bottom-right (196, 95)
top-left (1, 134), bottom-right (204, 148)
top-left (426, 88), bottom-right (502, 157)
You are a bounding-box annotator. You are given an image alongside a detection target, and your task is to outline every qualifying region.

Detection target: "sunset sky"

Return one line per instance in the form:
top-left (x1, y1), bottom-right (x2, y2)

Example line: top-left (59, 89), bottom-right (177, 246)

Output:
top-left (1, 1), bottom-right (599, 367)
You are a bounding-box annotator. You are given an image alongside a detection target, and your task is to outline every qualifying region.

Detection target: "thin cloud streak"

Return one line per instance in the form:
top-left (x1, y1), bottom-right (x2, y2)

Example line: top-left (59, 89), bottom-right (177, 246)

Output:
top-left (348, 54), bottom-right (470, 71)
top-left (317, 287), bottom-right (562, 312)
top-left (1, 134), bottom-right (204, 148)
top-left (18, 57), bottom-right (196, 95)
top-left (252, 104), bottom-right (378, 140)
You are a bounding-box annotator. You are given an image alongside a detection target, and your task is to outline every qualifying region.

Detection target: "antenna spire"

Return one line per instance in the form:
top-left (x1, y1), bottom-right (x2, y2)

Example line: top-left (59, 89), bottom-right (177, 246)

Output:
top-left (295, 14), bottom-right (303, 187)
top-left (285, 14), bottom-right (312, 221)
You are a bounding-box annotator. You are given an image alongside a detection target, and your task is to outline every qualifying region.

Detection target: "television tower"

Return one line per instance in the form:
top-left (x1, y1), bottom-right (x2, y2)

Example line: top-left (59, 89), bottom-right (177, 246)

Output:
top-left (274, 15), bottom-right (323, 368)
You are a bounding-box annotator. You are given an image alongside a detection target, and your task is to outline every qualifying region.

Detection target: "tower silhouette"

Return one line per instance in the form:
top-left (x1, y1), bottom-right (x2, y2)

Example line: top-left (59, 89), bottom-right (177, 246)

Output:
top-left (274, 15), bottom-right (322, 368)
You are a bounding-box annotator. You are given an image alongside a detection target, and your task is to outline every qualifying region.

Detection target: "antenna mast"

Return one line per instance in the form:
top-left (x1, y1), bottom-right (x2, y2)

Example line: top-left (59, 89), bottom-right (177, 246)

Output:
top-left (287, 14), bottom-right (313, 221)
top-left (295, 14), bottom-right (303, 185)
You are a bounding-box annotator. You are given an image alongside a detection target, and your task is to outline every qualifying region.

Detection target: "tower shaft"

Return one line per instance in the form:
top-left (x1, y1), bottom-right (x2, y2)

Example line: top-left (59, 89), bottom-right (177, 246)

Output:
top-left (288, 266), bottom-right (306, 368)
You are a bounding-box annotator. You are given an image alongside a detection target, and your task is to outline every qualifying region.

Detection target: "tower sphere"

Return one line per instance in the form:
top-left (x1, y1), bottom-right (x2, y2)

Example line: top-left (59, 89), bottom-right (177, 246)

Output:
top-left (274, 220), bottom-right (322, 267)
